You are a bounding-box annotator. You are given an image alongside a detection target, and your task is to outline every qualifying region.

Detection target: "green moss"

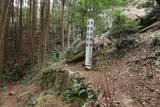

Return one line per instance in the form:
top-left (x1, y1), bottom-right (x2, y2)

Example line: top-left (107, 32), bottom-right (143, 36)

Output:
top-left (40, 68), bottom-right (67, 90)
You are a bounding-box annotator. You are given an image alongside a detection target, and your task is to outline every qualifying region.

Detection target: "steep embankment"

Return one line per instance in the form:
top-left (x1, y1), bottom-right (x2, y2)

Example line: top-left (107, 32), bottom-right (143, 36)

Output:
top-left (65, 37), bottom-right (160, 107)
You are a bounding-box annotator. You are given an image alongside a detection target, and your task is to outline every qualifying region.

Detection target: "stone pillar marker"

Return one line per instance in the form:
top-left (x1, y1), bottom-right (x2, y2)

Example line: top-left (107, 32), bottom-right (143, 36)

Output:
top-left (85, 18), bottom-right (94, 69)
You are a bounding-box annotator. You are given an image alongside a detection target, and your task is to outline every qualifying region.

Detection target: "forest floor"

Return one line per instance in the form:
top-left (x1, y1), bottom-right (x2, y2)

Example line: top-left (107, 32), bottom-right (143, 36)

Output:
top-left (0, 80), bottom-right (71, 107)
top-left (0, 42), bottom-right (160, 107)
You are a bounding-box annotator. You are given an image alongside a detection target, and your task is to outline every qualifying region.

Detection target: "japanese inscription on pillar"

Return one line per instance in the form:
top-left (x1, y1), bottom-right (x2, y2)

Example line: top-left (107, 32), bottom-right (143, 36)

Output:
top-left (85, 18), bottom-right (94, 67)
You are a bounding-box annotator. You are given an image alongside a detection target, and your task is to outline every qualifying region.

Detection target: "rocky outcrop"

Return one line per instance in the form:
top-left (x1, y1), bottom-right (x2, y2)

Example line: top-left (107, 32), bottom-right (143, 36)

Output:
top-left (40, 68), bottom-right (74, 90)
top-left (38, 67), bottom-right (98, 106)
top-left (66, 34), bottom-right (111, 63)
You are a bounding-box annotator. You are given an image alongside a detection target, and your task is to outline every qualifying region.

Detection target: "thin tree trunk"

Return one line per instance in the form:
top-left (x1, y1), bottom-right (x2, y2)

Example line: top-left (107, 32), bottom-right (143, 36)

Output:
top-left (61, 0), bottom-right (65, 49)
top-left (67, 4), bottom-right (71, 48)
top-left (38, 0), bottom-right (45, 64)
top-left (17, 0), bottom-right (23, 55)
top-left (38, 0), bottom-right (50, 63)
top-left (68, 24), bottom-right (71, 47)
top-left (30, 0), bottom-right (37, 68)
top-left (44, 0), bottom-right (50, 60)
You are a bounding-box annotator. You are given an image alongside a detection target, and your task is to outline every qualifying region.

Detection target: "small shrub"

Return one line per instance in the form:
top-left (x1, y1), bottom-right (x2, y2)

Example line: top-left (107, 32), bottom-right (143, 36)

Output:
top-left (108, 39), bottom-right (137, 58)
top-left (107, 9), bottom-right (139, 55)
top-left (116, 39), bottom-right (136, 50)
top-left (60, 77), bottom-right (98, 105)
top-left (108, 9), bottom-right (140, 40)
top-left (146, 73), bottom-right (153, 80)
top-left (61, 89), bottom-right (73, 101)
top-left (140, 7), bottom-right (160, 27)
top-left (2, 64), bottom-right (23, 84)
top-left (155, 60), bottom-right (160, 65)
top-left (65, 47), bottom-right (75, 59)
top-left (137, 0), bottom-right (155, 8)
top-left (149, 36), bottom-right (160, 48)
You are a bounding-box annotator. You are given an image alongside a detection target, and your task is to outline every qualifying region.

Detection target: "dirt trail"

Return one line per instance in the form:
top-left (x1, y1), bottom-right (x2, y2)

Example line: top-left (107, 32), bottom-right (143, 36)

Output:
top-left (0, 83), bottom-right (69, 107)
top-left (64, 43), bottom-right (160, 107)
top-left (65, 64), bottom-right (136, 107)
top-left (0, 83), bottom-right (39, 107)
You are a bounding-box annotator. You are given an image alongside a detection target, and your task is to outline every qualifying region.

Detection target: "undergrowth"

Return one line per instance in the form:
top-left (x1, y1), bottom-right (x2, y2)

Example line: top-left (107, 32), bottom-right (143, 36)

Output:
top-left (106, 9), bottom-right (140, 58)
top-left (140, 6), bottom-right (160, 27)
top-left (24, 49), bottom-right (68, 83)
top-left (1, 49), bottom-right (68, 86)
top-left (108, 9), bottom-right (140, 40)
top-left (60, 77), bottom-right (98, 106)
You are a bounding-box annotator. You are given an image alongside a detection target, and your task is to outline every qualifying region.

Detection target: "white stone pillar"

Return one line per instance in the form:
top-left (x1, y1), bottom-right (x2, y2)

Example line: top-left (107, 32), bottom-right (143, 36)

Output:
top-left (85, 18), bottom-right (94, 69)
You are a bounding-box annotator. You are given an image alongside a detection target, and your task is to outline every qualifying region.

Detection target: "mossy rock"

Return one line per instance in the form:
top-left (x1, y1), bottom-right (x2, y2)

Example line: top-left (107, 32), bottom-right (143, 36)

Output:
top-left (150, 37), bottom-right (160, 48)
top-left (116, 39), bottom-right (136, 50)
top-left (40, 68), bottom-right (73, 90)
top-left (66, 51), bottom-right (85, 63)
top-left (66, 42), bottom-right (85, 63)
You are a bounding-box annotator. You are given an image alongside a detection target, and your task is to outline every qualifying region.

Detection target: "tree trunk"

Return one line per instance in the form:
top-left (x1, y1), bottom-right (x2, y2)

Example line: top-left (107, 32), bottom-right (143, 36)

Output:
top-left (44, 0), bottom-right (50, 60)
top-left (67, 5), bottom-right (71, 48)
top-left (61, 0), bottom-right (65, 49)
top-left (17, 0), bottom-right (23, 55)
top-left (0, 0), bottom-right (11, 71)
top-left (31, 0), bottom-right (37, 68)
top-left (38, 0), bottom-right (50, 63)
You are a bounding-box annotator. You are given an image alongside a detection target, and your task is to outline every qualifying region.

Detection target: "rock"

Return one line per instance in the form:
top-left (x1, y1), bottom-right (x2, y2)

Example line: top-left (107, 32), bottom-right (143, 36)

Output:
top-left (66, 51), bottom-right (85, 63)
top-left (40, 68), bottom-right (74, 90)
top-left (94, 33), bottom-right (111, 49)
top-left (82, 101), bottom-right (99, 107)
top-left (8, 91), bottom-right (16, 96)
top-left (156, 0), bottom-right (160, 6)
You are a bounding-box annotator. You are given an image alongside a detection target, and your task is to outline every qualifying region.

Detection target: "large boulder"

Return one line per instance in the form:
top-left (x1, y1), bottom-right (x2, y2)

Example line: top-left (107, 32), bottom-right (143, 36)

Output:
top-left (40, 68), bottom-right (74, 90)
top-left (66, 33), bottom-right (111, 63)
top-left (94, 33), bottom-right (112, 50)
